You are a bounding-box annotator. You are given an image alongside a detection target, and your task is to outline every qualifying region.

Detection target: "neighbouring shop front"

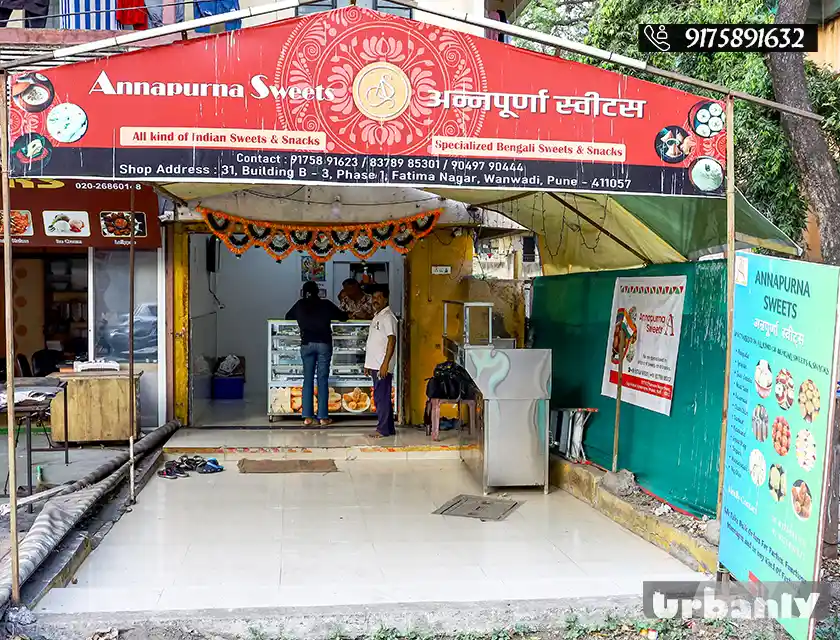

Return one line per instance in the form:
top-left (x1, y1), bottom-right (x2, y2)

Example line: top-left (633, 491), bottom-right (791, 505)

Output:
top-left (0, 178), bottom-right (166, 427)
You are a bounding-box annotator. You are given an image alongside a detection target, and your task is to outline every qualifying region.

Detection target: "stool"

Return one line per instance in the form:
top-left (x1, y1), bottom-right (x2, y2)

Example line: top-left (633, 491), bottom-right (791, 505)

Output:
top-left (428, 398), bottom-right (477, 442)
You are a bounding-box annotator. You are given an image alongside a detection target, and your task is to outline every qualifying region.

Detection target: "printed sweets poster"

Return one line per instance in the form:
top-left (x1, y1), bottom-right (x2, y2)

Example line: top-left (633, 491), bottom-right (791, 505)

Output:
top-left (601, 275), bottom-right (686, 415)
top-left (719, 251), bottom-right (840, 640)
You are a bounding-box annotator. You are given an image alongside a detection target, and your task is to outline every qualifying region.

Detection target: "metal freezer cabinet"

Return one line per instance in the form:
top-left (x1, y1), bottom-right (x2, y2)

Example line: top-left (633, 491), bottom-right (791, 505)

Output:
top-left (460, 348), bottom-right (552, 494)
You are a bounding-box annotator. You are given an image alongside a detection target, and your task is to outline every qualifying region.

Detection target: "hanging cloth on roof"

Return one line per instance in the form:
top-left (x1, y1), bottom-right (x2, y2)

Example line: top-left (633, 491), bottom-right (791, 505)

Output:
top-left (0, 0), bottom-right (48, 27)
top-left (59, 0), bottom-right (117, 29)
top-left (485, 10), bottom-right (510, 44)
top-left (116, 0), bottom-right (147, 29)
top-left (193, 0), bottom-right (240, 32)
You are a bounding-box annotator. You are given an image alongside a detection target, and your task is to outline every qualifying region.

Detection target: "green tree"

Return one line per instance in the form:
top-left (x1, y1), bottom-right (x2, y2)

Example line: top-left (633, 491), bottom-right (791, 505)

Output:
top-left (516, 0), bottom-right (840, 245)
top-left (515, 0), bottom-right (598, 44)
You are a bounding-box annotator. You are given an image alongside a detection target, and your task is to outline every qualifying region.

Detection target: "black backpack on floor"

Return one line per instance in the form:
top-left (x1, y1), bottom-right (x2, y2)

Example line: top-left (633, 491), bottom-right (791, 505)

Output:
top-left (422, 361), bottom-right (479, 428)
top-left (425, 361), bottom-right (477, 401)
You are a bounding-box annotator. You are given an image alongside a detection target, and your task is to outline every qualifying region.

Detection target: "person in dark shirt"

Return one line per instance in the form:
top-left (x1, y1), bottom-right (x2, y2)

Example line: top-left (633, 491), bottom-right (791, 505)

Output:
top-left (285, 281), bottom-right (348, 426)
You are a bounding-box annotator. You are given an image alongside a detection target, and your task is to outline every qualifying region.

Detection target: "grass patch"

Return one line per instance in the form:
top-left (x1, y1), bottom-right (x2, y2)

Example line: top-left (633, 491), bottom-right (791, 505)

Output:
top-left (240, 616), bottom-right (789, 640)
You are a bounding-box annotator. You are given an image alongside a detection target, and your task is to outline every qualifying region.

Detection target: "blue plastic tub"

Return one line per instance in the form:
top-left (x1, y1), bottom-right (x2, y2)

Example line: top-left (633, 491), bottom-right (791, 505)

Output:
top-left (212, 376), bottom-right (244, 400)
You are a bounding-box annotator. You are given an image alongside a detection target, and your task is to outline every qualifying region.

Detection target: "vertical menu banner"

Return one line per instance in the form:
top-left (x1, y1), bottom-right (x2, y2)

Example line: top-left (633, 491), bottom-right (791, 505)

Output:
top-left (719, 251), bottom-right (840, 640)
top-left (601, 275), bottom-right (686, 415)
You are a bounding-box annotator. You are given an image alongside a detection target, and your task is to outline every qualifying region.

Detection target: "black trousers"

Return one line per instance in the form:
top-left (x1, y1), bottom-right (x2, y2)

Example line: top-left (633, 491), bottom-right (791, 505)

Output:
top-left (0, 6), bottom-right (48, 27)
top-left (371, 372), bottom-right (395, 436)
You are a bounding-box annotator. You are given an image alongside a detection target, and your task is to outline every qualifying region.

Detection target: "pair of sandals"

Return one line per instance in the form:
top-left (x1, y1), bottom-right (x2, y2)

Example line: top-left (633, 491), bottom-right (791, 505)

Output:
top-left (157, 456), bottom-right (224, 479)
top-left (303, 418), bottom-right (333, 427)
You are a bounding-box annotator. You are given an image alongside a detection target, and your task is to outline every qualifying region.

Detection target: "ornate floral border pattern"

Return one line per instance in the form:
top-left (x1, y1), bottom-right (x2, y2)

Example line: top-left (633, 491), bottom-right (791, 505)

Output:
top-left (200, 207), bottom-right (442, 262)
top-left (274, 7), bottom-right (488, 156)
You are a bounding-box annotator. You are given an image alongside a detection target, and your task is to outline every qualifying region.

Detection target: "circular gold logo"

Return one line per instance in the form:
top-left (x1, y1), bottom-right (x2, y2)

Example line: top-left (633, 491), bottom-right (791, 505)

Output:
top-left (352, 62), bottom-right (412, 122)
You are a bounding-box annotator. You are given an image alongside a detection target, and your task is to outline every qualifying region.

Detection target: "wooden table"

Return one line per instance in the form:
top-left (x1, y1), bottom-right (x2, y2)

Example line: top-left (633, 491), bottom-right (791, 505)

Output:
top-left (49, 371), bottom-right (142, 443)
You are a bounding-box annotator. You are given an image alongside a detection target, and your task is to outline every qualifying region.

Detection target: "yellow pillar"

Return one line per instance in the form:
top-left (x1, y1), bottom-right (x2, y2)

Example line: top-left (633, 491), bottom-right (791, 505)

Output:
top-left (173, 224), bottom-right (190, 425)
top-left (406, 230), bottom-right (473, 424)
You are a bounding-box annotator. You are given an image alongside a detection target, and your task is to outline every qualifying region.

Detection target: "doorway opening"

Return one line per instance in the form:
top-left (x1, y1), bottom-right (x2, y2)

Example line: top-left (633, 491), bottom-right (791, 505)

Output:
top-left (187, 232), bottom-right (405, 428)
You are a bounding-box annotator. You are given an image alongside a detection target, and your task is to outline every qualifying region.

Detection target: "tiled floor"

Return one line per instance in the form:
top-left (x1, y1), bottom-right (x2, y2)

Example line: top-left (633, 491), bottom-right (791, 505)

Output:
top-left (38, 460), bottom-right (702, 614)
top-left (0, 434), bottom-right (124, 505)
top-left (164, 426), bottom-right (460, 451)
top-left (194, 397), bottom-right (288, 428)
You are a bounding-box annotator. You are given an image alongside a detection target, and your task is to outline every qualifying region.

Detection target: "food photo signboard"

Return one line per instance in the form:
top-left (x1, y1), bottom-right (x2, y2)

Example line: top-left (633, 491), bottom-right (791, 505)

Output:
top-left (0, 178), bottom-right (161, 249)
top-left (718, 252), bottom-right (840, 640)
top-left (269, 385), bottom-right (396, 416)
top-left (601, 275), bottom-right (687, 415)
top-left (8, 7), bottom-right (725, 196)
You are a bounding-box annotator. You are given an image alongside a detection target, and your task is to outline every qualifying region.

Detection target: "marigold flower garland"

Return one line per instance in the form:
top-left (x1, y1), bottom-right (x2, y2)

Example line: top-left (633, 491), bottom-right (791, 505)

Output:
top-left (199, 207), bottom-right (442, 262)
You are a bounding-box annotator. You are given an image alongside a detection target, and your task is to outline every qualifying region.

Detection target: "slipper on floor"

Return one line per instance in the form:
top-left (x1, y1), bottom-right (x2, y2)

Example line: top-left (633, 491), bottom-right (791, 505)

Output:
top-left (197, 458), bottom-right (224, 474)
top-left (157, 467), bottom-right (178, 480)
top-left (179, 455), bottom-right (205, 471)
top-left (165, 461), bottom-right (190, 478)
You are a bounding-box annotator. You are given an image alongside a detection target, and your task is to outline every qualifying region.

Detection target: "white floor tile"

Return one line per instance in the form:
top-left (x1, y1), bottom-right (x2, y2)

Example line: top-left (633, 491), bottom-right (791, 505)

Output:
top-left (39, 587), bottom-right (163, 613)
top-left (385, 578), bottom-right (509, 603)
top-left (45, 459), bottom-right (703, 614)
top-left (281, 564), bottom-right (386, 586)
top-left (277, 584), bottom-right (395, 606)
top-left (499, 578), bottom-right (621, 600)
top-left (157, 585), bottom-right (284, 610)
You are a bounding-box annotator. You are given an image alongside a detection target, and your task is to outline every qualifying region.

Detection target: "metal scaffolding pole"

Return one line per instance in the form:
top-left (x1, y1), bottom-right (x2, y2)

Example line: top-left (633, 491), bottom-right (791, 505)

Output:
top-left (0, 70), bottom-right (20, 605)
top-left (717, 95), bottom-right (737, 521)
top-left (128, 191), bottom-right (136, 504)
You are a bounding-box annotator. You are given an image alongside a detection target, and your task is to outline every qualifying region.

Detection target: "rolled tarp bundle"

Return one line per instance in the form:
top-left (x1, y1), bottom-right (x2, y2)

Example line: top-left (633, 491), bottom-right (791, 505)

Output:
top-left (0, 420), bottom-right (180, 612)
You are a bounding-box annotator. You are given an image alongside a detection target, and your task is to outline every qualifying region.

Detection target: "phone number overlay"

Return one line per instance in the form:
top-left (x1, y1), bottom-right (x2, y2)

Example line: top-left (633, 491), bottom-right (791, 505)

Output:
top-left (638, 24), bottom-right (818, 53)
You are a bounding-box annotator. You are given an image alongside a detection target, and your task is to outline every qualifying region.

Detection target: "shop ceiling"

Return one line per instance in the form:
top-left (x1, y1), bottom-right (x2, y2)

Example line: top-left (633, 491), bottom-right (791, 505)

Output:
top-left (164, 182), bottom-right (799, 274)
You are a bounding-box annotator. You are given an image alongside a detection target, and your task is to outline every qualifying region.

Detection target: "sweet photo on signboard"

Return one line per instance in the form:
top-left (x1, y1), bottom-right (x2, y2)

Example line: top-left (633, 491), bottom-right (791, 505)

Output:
top-left (43, 211), bottom-right (90, 237)
top-left (0, 211), bottom-right (34, 237)
top-left (100, 211), bottom-right (147, 238)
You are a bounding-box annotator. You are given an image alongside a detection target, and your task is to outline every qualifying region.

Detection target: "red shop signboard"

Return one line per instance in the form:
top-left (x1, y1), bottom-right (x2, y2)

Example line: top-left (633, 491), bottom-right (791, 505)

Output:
top-left (1, 178), bottom-right (161, 249)
top-left (7, 7), bottom-right (726, 197)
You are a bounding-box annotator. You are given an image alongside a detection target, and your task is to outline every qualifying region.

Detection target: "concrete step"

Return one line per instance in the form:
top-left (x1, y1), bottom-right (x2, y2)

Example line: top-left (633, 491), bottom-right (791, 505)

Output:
top-left (163, 442), bottom-right (471, 461)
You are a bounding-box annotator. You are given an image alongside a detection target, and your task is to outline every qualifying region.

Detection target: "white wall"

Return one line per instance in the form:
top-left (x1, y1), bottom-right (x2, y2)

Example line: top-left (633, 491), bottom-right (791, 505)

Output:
top-left (190, 236), bottom-right (220, 318)
top-left (215, 248), bottom-right (301, 400)
top-left (210, 239), bottom-right (404, 401)
top-left (189, 235), bottom-right (220, 422)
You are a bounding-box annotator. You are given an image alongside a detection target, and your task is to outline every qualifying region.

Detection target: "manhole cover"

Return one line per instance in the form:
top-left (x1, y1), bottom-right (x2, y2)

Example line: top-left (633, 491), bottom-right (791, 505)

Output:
top-left (433, 494), bottom-right (522, 521)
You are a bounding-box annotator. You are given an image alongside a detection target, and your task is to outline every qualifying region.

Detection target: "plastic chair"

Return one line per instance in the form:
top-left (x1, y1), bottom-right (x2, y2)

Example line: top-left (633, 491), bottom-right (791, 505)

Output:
top-left (16, 354), bottom-right (32, 378)
top-left (31, 349), bottom-right (62, 377)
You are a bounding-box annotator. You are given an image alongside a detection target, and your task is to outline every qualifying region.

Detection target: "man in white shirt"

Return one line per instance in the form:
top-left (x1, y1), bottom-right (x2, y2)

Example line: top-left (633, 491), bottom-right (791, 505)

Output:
top-left (365, 286), bottom-right (397, 438)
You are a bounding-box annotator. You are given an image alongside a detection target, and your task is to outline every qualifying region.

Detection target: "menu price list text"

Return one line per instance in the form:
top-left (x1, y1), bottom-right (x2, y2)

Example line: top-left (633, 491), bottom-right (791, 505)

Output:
top-left (725, 345), bottom-right (753, 479)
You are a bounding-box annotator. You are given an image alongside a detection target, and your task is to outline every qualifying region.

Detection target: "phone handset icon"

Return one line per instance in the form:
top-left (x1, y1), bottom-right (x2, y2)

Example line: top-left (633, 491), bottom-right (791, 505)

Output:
top-left (643, 25), bottom-right (671, 52)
